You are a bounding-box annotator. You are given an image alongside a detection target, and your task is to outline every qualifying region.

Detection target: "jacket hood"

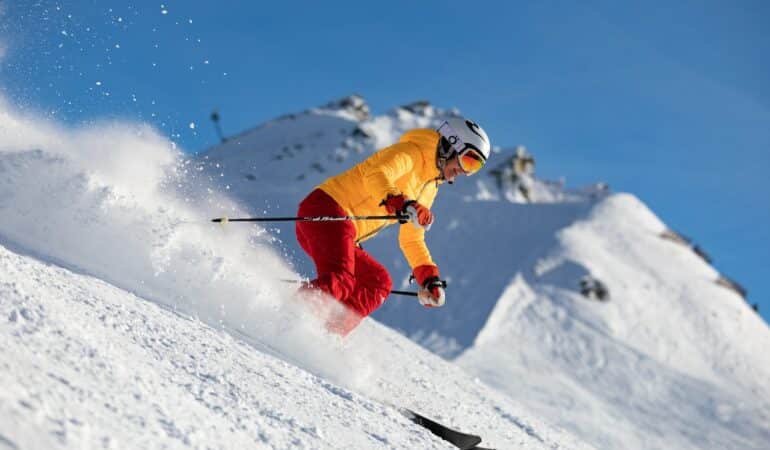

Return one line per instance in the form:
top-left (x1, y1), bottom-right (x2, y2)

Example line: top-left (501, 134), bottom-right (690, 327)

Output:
top-left (399, 128), bottom-right (440, 149)
top-left (399, 129), bottom-right (442, 179)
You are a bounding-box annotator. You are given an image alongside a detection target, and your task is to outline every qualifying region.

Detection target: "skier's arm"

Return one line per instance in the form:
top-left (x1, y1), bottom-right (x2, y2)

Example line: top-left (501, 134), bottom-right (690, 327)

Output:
top-left (398, 185), bottom-right (445, 306)
top-left (400, 227), bottom-right (446, 307)
top-left (397, 184), bottom-right (438, 267)
top-left (399, 224), bottom-right (434, 268)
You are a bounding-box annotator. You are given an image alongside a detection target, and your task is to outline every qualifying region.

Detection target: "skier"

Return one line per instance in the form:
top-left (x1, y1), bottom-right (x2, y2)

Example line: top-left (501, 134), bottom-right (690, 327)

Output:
top-left (295, 116), bottom-right (491, 334)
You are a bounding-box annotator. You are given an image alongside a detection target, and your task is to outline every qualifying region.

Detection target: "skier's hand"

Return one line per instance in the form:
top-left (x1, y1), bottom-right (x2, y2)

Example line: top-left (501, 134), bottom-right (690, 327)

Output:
top-left (380, 194), bottom-right (409, 223)
top-left (404, 201), bottom-right (434, 231)
top-left (418, 282), bottom-right (445, 307)
top-left (413, 265), bottom-right (446, 308)
top-left (381, 195), bottom-right (434, 229)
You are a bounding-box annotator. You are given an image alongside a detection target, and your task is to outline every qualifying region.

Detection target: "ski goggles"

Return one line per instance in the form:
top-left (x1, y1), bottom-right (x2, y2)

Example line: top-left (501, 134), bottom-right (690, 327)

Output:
top-left (437, 122), bottom-right (486, 175)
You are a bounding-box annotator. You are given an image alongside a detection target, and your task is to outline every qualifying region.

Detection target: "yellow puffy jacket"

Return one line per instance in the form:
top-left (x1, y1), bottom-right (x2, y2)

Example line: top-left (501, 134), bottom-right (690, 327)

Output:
top-left (318, 128), bottom-right (444, 269)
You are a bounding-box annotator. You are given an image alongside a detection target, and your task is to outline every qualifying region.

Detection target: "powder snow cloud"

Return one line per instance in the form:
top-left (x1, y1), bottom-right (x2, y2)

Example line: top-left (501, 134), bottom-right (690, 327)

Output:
top-left (0, 96), bottom-right (293, 330)
top-left (0, 95), bottom-right (381, 389)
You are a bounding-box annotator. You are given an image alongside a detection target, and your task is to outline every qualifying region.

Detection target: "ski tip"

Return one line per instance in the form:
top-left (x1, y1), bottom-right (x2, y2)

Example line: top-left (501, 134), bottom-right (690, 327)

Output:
top-left (212, 216), bottom-right (229, 225)
top-left (400, 408), bottom-right (482, 450)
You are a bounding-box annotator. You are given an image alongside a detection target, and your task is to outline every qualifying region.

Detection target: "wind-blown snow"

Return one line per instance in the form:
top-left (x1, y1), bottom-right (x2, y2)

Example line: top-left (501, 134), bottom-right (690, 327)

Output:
top-left (0, 97), bottom-right (357, 377)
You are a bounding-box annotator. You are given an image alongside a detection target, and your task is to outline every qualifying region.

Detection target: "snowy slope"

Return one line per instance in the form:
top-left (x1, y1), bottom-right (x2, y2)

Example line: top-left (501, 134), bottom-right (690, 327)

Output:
top-left (0, 96), bottom-right (591, 449)
top-left (458, 194), bottom-right (770, 449)
top-left (1, 243), bottom-right (591, 450)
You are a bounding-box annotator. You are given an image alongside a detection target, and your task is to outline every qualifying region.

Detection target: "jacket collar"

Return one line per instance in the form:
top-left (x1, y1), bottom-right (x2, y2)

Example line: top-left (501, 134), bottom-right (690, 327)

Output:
top-left (399, 129), bottom-right (442, 180)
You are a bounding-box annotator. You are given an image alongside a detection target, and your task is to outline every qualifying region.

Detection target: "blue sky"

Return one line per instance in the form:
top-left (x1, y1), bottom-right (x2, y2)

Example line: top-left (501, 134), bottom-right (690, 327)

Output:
top-left (2, 0), bottom-right (768, 321)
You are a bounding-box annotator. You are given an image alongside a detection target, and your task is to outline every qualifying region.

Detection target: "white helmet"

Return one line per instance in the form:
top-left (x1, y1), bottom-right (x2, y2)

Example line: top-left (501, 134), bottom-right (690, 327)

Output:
top-left (436, 116), bottom-right (491, 170)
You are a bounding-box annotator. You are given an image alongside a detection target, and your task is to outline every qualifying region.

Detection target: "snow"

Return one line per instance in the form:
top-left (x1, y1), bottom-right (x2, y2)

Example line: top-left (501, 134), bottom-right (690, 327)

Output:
top-left (0, 95), bottom-right (590, 449)
top-left (1, 242), bottom-right (593, 449)
top-left (200, 96), bottom-right (770, 449)
top-left (2, 93), bottom-right (769, 449)
top-left (458, 193), bottom-right (770, 449)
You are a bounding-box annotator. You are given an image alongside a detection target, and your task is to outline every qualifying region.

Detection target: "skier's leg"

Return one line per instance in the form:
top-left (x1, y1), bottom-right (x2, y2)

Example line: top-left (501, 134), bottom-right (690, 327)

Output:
top-left (322, 249), bottom-right (390, 336)
top-left (295, 189), bottom-right (356, 302)
top-left (343, 247), bottom-right (393, 317)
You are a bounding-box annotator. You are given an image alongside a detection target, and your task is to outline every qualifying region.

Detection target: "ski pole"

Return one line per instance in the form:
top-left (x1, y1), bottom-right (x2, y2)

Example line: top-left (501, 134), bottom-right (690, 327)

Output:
top-left (390, 290), bottom-right (418, 297)
top-left (212, 214), bottom-right (408, 224)
top-left (280, 279), bottom-right (418, 297)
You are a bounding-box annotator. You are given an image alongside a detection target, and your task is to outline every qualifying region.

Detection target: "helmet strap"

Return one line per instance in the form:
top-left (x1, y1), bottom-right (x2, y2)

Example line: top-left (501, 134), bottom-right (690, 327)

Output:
top-left (435, 154), bottom-right (455, 184)
top-left (436, 136), bottom-right (457, 184)
top-left (436, 145), bottom-right (447, 177)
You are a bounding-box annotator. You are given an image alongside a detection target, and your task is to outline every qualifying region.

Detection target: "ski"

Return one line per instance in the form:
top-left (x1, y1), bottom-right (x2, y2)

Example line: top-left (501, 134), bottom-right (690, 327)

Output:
top-left (400, 408), bottom-right (483, 450)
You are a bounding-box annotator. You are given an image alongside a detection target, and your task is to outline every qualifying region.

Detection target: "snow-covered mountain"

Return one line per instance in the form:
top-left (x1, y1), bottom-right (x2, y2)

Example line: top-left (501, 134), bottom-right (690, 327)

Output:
top-left (458, 193), bottom-right (770, 449)
top-left (0, 95), bottom-right (590, 449)
top-left (2, 93), bottom-right (768, 449)
top-left (200, 95), bottom-right (770, 449)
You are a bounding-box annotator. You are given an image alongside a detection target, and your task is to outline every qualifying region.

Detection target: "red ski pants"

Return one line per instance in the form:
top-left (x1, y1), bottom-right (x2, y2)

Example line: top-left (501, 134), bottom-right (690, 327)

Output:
top-left (296, 189), bottom-right (392, 320)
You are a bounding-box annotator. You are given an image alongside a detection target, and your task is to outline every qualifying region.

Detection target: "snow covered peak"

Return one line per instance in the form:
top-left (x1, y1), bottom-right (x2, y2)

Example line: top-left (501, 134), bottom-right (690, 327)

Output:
top-left (319, 94), bottom-right (370, 121)
top-left (459, 192), bottom-right (770, 449)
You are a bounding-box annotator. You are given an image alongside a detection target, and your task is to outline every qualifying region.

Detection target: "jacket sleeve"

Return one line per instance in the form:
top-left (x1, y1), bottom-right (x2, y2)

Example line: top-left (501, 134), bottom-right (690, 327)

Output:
top-left (362, 143), bottom-right (418, 199)
top-left (398, 184), bottom-right (438, 269)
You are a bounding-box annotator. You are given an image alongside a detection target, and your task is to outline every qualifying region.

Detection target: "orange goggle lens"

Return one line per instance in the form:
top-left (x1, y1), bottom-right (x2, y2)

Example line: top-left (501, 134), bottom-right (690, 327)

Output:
top-left (458, 149), bottom-right (485, 175)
